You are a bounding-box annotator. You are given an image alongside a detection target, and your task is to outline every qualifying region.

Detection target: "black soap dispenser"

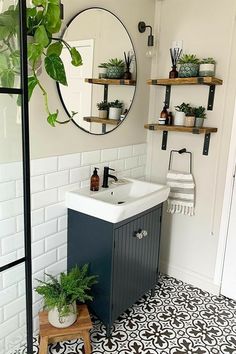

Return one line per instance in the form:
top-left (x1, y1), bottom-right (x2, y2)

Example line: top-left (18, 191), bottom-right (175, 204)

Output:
top-left (90, 167), bottom-right (100, 191)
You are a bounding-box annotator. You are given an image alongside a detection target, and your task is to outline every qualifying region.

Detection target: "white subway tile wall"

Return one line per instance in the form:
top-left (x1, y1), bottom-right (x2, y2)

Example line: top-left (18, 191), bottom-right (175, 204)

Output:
top-left (0, 144), bottom-right (147, 341)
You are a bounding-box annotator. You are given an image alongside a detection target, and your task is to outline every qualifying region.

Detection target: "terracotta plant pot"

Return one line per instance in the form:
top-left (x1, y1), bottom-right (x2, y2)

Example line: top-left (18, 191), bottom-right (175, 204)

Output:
top-left (184, 115), bottom-right (195, 127)
top-left (98, 110), bottom-right (108, 119)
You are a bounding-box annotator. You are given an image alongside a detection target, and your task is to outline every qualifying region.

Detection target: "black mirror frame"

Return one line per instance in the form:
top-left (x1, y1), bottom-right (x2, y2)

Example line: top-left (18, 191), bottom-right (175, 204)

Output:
top-left (57, 7), bottom-right (137, 135)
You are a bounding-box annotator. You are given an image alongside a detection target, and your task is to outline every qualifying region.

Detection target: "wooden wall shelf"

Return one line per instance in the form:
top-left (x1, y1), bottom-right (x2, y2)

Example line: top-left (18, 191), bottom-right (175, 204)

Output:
top-left (84, 116), bottom-right (120, 126)
top-left (147, 76), bottom-right (223, 111)
top-left (85, 78), bottom-right (136, 86)
top-left (144, 124), bottom-right (218, 155)
top-left (147, 77), bottom-right (223, 86)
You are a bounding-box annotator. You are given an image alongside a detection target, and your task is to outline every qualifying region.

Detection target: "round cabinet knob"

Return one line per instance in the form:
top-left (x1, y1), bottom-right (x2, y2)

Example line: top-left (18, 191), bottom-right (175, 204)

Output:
top-left (142, 230), bottom-right (148, 237)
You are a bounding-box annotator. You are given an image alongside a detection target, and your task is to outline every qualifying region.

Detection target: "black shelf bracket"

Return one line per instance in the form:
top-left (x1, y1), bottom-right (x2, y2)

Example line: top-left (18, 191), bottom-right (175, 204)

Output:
top-left (104, 84), bottom-right (108, 102)
top-left (102, 123), bottom-right (107, 134)
top-left (164, 85), bottom-right (171, 108)
top-left (207, 85), bottom-right (215, 111)
top-left (203, 133), bottom-right (211, 155)
top-left (162, 131), bottom-right (168, 150)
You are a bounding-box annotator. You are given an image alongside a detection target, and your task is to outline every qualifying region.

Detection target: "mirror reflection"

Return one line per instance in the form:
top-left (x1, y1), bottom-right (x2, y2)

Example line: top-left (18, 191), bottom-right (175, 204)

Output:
top-left (58, 8), bottom-right (136, 135)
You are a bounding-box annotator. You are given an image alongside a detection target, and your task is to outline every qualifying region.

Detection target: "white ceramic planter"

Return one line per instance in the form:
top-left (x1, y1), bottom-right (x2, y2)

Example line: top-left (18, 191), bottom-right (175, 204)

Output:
top-left (98, 110), bottom-right (108, 119)
top-left (109, 107), bottom-right (122, 120)
top-left (48, 302), bottom-right (77, 328)
top-left (184, 115), bottom-right (195, 127)
top-left (98, 67), bottom-right (107, 79)
top-left (174, 111), bottom-right (185, 126)
top-left (199, 63), bottom-right (215, 77)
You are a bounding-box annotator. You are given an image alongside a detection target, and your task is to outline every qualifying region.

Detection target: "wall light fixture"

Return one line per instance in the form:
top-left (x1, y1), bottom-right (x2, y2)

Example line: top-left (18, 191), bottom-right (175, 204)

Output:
top-left (138, 21), bottom-right (155, 57)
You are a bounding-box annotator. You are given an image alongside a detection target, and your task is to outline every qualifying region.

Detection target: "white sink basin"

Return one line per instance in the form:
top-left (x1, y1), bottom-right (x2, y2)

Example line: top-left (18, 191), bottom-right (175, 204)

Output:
top-left (66, 178), bottom-right (170, 223)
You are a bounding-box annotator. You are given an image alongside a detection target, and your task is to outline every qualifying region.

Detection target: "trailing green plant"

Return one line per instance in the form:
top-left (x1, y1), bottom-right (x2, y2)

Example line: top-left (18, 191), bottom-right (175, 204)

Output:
top-left (200, 57), bottom-right (216, 64)
top-left (0, 0), bottom-right (82, 127)
top-left (194, 106), bottom-right (206, 118)
top-left (35, 264), bottom-right (98, 317)
top-left (175, 102), bottom-right (194, 115)
top-left (97, 100), bottom-right (109, 110)
top-left (106, 58), bottom-right (125, 68)
top-left (178, 54), bottom-right (200, 64)
top-left (109, 99), bottom-right (123, 109)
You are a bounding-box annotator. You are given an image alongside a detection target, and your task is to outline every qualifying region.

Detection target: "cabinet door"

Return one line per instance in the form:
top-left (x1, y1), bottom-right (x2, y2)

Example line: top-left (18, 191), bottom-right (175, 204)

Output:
top-left (112, 206), bottom-right (161, 321)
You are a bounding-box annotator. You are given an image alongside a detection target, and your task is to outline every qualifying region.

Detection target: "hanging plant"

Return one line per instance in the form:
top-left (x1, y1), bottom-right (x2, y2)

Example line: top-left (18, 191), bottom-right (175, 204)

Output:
top-left (0, 0), bottom-right (82, 127)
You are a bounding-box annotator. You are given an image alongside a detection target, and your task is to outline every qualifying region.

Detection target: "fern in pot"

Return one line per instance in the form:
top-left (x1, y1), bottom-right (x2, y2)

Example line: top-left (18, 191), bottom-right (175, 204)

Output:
top-left (178, 54), bottom-right (200, 78)
top-left (35, 264), bottom-right (98, 328)
top-left (0, 0), bottom-right (82, 127)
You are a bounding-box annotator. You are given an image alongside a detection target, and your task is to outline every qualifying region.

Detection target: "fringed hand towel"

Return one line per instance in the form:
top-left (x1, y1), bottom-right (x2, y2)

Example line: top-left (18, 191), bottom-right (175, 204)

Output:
top-left (166, 170), bottom-right (195, 216)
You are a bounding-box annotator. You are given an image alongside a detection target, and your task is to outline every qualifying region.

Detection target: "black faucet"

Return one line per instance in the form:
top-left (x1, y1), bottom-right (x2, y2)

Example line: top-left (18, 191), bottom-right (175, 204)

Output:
top-left (102, 166), bottom-right (118, 188)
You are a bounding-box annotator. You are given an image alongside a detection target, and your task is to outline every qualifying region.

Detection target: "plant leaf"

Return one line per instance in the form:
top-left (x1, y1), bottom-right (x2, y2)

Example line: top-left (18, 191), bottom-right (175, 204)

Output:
top-left (1, 69), bottom-right (15, 88)
top-left (28, 42), bottom-right (44, 66)
top-left (0, 25), bottom-right (10, 40)
top-left (34, 25), bottom-right (49, 48)
top-left (28, 76), bottom-right (38, 100)
top-left (46, 41), bottom-right (63, 56)
top-left (48, 0), bottom-right (60, 4)
top-left (44, 54), bottom-right (67, 85)
top-left (32, 0), bottom-right (46, 6)
top-left (70, 47), bottom-right (83, 67)
top-left (44, 4), bottom-right (61, 33)
top-left (0, 53), bottom-right (9, 70)
top-left (47, 111), bottom-right (58, 127)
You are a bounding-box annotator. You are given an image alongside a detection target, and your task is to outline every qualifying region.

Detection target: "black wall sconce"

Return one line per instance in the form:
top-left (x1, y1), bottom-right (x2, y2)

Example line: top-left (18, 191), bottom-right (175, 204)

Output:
top-left (60, 1), bottom-right (64, 19)
top-left (138, 21), bottom-right (154, 47)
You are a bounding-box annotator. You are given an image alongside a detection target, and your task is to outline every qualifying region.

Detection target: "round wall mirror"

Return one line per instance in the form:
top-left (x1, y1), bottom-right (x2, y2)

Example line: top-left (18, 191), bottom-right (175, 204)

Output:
top-left (58, 8), bottom-right (137, 135)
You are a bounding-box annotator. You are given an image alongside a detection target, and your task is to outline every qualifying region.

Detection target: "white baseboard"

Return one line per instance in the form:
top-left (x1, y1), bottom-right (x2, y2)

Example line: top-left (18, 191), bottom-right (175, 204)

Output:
top-left (160, 261), bottom-right (220, 296)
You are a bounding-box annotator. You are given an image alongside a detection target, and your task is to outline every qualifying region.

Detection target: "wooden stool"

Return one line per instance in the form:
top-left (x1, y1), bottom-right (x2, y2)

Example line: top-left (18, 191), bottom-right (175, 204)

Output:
top-left (39, 304), bottom-right (93, 354)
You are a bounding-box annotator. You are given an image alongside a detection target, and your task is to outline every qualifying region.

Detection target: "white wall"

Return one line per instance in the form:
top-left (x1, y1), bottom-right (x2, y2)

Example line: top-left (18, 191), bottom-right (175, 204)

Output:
top-left (29, 0), bottom-right (155, 159)
top-left (147, 0), bottom-right (236, 293)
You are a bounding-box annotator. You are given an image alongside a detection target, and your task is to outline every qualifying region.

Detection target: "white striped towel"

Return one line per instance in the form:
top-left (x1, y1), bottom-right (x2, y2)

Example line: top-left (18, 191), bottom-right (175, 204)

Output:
top-left (166, 170), bottom-right (195, 216)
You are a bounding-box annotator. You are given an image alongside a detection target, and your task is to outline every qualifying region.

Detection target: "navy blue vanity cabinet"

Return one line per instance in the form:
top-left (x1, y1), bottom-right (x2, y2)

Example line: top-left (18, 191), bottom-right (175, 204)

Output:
top-left (67, 204), bottom-right (162, 334)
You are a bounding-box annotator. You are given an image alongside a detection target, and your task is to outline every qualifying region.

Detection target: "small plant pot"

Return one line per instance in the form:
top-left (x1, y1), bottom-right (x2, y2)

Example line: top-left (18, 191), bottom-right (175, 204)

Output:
top-left (98, 68), bottom-right (107, 79)
top-left (179, 63), bottom-right (199, 78)
top-left (184, 115), bottom-right (195, 127)
top-left (199, 63), bottom-right (215, 77)
top-left (174, 111), bottom-right (185, 126)
top-left (195, 117), bottom-right (205, 128)
top-left (48, 302), bottom-right (77, 328)
top-left (106, 67), bottom-right (124, 79)
top-left (109, 107), bottom-right (122, 120)
top-left (98, 110), bottom-right (108, 119)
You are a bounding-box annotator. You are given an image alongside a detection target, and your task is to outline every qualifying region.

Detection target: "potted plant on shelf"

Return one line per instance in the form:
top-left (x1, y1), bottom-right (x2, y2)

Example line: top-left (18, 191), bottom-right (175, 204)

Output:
top-left (98, 62), bottom-right (108, 79)
top-left (184, 105), bottom-right (195, 127)
top-left (199, 58), bottom-right (216, 77)
top-left (106, 58), bottom-right (125, 79)
top-left (174, 102), bottom-right (191, 126)
top-left (194, 106), bottom-right (207, 127)
top-left (109, 100), bottom-right (123, 120)
top-left (0, 1), bottom-right (82, 127)
top-left (35, 264), bottom-right (98, 329)
top-left (97, 101), bottom-right (109, 119)
top-left (178, 54), bottom-right (200, 78)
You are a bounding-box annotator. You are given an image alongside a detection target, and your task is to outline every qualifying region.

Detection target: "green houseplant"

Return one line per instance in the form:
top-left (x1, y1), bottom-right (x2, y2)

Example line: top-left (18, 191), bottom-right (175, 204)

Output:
top-left (35, 264), bottom-right (98, 328)
top-left (199, 57), bottom-right (216, 77)
top-left (194, 106), bottom-right (206, 128)
top-left (178, 54), bottom-right (200, 78)
top-left (174, 102), bottom-right (191, 126)
top-left (97, 100), bottom-right (109, 119)
top-left (109, 99), bottom-right (123, 120)
top-left (0, 0), bottom-right (82, 127)
top-left (106, 58), bottom-right (125, 79)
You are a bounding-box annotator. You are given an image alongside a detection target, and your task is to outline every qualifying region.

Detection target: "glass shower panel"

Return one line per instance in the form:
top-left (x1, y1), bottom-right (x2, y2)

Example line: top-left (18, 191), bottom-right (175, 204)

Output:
top-left (0, 264), bottom-right (27, 354)
top-left (0, 1), bottom-right (21, 89)
top-left (0, 94), bottom-right (25, 267)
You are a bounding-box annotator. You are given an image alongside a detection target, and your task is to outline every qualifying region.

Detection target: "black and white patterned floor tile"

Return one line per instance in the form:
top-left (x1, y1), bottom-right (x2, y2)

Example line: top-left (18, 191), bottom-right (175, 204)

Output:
top-left (31, 274), bottom-right (236, 354)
